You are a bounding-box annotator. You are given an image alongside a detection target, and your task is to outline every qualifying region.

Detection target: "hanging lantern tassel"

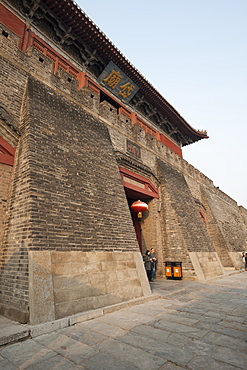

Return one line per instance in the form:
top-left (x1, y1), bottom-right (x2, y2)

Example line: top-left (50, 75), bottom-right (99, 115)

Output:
top-left (131, 200), bottom-right (148, 219)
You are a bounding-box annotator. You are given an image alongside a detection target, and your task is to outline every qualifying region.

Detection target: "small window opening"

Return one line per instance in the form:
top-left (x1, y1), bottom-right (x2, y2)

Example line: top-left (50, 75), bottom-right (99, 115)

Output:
top-left (68, 77), bottom-right (72, 82)
top-left (199, 210), bottom-right (206, 224)
top-left (91, 94), bottom-right (94, 98)
top-left (100, 91), bottom-right (120, 110)
top-left (39, 57), bottom-right (44, 63)
top-left (2, 30), bottom-right (9, 38)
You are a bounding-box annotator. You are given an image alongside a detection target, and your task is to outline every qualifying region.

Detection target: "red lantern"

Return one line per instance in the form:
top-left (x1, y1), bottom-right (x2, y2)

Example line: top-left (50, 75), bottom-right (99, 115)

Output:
top-left (131, 200), bottom-right (148, 218)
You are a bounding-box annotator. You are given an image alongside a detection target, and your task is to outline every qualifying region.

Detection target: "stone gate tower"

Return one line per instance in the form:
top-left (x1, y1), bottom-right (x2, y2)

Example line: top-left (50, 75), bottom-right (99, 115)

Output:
top-left (0, 0), bottom-right (246, 324)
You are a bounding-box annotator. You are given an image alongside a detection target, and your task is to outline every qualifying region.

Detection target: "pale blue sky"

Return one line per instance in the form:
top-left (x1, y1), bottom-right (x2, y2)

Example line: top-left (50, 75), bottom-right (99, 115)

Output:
top-left (77, 0), bottom-right (247, 208)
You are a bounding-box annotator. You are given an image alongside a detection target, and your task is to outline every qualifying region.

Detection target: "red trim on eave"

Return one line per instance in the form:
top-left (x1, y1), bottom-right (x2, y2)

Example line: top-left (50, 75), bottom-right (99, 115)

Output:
top-left (41, 0), bottom-right (208, 141)
top-left (130, 114), bottom-right (182, 157)
top-left (0, 153), bottom-right (14, 166)
top-left (0, 1), bottom-right (207, 142)
top-left (0, 137), bottom-right (15, 166)
top-left (119, 167), bottom-right (159, 199)
top-left (0, 3), bottom-right (26, 47)
top-left (157, 133), bottom-right (182, 157)
top-left (0, 4), bottom-right (182, 157)
top-left (0, 137), bottom-right (15, 156)
top-left (118, 107), bottom-right (132, 119)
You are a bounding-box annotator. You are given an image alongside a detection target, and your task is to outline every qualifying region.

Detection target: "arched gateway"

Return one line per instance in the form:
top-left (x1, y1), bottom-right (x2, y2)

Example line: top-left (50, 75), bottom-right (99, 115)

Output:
top-left (119, 167), bottom-right (159, 254)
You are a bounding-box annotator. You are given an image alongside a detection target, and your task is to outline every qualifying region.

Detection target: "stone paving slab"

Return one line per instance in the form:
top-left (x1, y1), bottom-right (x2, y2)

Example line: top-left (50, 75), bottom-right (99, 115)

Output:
top-left (187, 355), bottom-right (240, 370)
top-left (97, 337), bottom-right (166, 369)
top-left (117, 330), bottom-right (195, 366)
top-left (82, 352), bottom-right (138, 370)
top-left (0, 317), bottom-right (30, 346)
top-left (0, 339), bottom-right (53, 368)
top-left (211, 345), bottom-right (247, 369)
top-left (35, 332), bottom-right (99, 364)
top-left (0, 272), bottom-right (247, 369)
top-left (0, 294), bottom-right (160, 346)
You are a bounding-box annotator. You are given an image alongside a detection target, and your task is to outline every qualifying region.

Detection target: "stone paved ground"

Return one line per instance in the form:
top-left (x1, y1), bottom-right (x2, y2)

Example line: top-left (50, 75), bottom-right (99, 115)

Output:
top-left (0, 272), bottom-right (246, 369)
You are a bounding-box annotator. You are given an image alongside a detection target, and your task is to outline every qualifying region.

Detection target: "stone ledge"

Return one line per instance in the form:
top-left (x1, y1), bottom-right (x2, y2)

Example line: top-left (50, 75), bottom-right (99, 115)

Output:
top-left (29, 317), bottom-right (70, 338)
top-left (0, 326), bottom-right (30, 346)
top-left (1, 293), bottom-right (160, 346)
top-left (29, 293), bottom-right (160, 337)
top-left (69, 308), bottom-right (104, 326)
top-left (200, 269), bottom-right (241, 283)
top-left (103, 294), bottom-right (160, 315)
top-left (0, 303), bottom-right (29, 324)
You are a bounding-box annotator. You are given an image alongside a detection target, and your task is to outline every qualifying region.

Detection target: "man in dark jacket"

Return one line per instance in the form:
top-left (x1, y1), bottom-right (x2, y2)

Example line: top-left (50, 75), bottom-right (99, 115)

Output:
top-left (144, 250), bottom-right (152, 282)
top-left (150, 248), bottom-right (157, 281)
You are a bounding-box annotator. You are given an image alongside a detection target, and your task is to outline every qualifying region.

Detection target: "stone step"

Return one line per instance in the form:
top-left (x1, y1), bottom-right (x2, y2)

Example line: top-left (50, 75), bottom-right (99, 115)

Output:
top-left (0, 316), bottom-right (30, 346)
top-left (0, 294), bottom-right (161, 346)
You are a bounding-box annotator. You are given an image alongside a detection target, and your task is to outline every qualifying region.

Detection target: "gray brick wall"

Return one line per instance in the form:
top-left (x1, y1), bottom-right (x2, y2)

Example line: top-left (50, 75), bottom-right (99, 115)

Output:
top-left (1, 4), bottom-right (247, 322)
top-left (0, 77), bottom-right (139, 316)
top-left (157, 158), bottom-right (215, 253)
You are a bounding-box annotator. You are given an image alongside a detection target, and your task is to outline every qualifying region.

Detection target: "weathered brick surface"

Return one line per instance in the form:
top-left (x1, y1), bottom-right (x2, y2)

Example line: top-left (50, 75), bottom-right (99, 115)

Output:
top-left (239, 206), bottom-right (247, 228)
top-left (202, 188), bottom-right (247, 254)
top-left (0, 76), bottom-right (139, 318)
top-left (23, 77), bottom-right (137, 251)
top-left (0, 163), bottom-right (12, 248)
top-left (0, 53), bottom-right (27, 121)
top-left (0, 2), bottom-right (247, 323)
top-left (200, 189), bottom-right (234, 267)
top-left (157, 159), bottom-right (223, 280)
top-left (141, 197), bottom-right (165, 277)
top-left (0, 127), bottom-right (30, 316)
top-left (157, 159), bottom-right (215, 252)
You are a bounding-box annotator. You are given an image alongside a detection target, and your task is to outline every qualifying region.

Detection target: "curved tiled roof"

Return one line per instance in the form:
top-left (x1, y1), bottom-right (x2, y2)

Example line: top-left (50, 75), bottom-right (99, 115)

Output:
top-left (43, 0), bottom-right (208, 143)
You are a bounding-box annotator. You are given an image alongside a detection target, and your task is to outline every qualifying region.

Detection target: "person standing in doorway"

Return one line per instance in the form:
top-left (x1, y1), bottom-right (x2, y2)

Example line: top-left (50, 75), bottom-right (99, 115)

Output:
top-left (144, 250), bottom-right (152, 282)
top-left (242, 252), bottom-right (245, 271)
top-left (150, 248), bottom-right (157, 281)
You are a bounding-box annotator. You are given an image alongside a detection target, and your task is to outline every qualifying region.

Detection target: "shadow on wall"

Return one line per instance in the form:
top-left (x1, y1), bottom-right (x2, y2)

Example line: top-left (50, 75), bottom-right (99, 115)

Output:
top-left (0, 244), bottom-right (29, 323)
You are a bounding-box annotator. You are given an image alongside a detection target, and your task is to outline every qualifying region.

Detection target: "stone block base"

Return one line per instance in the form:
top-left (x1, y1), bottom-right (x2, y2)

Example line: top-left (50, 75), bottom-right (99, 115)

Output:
top-left (228, 252), bottom-right (244, 270)
top-left (0, 303), bottom-right (29, 324)
top-left (28, 250), bottom-right (151, 325)
top-left (189, 252), bottom-right (225, 281)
